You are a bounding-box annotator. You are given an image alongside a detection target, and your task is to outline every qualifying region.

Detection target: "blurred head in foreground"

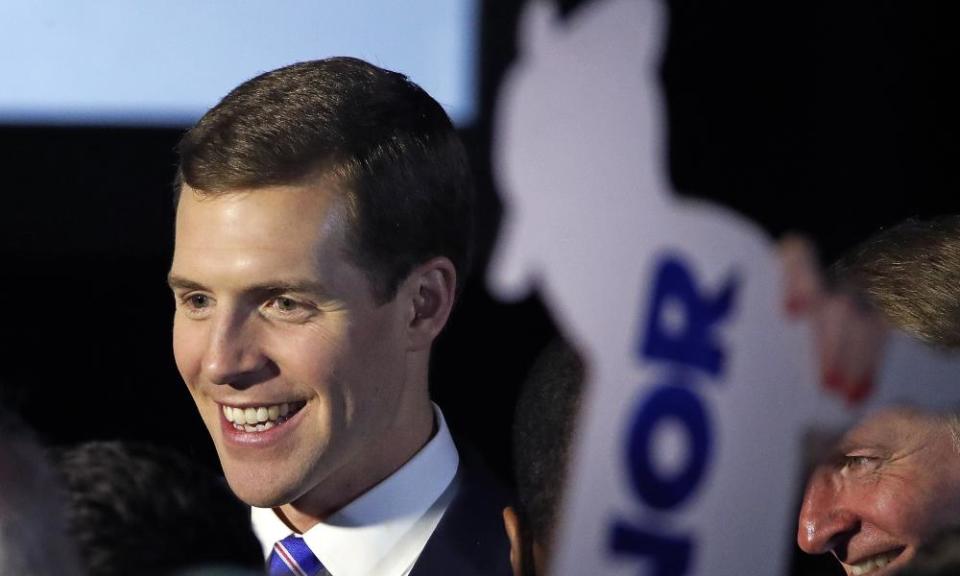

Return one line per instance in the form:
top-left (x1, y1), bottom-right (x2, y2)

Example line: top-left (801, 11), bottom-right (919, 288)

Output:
top-left (0, 406), bottom-right (82, 576)
top-left (796, 216), bottom-right (960, 575)
top-left (503, 338), bottom-right (585, 576)
top-left (54, 441), bottom-right (263, 576)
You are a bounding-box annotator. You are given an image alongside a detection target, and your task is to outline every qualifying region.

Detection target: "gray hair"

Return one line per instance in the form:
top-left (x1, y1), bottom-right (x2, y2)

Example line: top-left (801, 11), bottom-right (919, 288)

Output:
top-left (945, 413), bottom-right (960, 456)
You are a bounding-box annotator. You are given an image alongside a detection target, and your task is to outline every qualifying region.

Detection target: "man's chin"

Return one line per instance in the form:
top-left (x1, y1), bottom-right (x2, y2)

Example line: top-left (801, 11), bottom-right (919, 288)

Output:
top-left (222, 465), bottom-right (304, 509)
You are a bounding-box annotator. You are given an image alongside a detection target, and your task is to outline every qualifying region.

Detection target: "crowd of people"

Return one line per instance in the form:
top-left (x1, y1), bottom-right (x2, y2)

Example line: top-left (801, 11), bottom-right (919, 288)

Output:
top-left (1, 54), bottom-right (959, 576)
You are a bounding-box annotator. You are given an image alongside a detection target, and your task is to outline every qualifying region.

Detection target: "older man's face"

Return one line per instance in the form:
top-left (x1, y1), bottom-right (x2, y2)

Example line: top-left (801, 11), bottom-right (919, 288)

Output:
top-left (797, 408), bottom-right (960, 576)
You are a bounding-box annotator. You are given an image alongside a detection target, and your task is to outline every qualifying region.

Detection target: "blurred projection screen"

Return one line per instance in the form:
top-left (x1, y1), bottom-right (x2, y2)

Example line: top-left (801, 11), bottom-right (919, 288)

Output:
top-left (0, 1), bottom-right (477, 126)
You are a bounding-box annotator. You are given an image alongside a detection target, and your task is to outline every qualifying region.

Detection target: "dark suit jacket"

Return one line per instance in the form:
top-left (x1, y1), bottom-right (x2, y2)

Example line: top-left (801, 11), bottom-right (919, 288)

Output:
top-left (410, 449), bottom-right (514, 576)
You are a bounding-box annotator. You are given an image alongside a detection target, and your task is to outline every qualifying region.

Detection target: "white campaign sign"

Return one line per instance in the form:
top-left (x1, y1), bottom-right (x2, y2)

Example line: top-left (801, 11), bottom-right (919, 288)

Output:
top-left (489, 1), bottom-right (960, 574)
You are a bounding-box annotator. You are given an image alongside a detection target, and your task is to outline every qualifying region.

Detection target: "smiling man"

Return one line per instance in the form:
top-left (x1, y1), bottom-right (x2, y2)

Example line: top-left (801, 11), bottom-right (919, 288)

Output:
top-left (168, 58), bottom-right (511, 576)
top-left (798, 408), bottom-right (960, 575)
top-left (796, 216), bottom-right (960, 576)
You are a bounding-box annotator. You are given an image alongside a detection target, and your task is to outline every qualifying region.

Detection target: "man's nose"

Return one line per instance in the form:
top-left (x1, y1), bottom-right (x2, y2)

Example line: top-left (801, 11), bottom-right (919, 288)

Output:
top-left (201, 311), bottom-right (268, 386)
top-left (796, 467), bottom-right (859, 555)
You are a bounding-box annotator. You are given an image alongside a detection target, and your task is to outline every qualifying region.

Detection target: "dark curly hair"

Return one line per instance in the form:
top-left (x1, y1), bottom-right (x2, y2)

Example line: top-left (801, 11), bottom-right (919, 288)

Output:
top-left (53, 441), bottom-right (264, 576)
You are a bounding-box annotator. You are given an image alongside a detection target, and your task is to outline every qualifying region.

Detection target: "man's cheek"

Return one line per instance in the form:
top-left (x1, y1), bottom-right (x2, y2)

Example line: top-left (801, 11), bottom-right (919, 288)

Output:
top-left (911, 490), bottom-right (958, 537)
top-left (172, 327), bottom-right (204, 384)
top-left (873, 488), bottom-right (927, 535)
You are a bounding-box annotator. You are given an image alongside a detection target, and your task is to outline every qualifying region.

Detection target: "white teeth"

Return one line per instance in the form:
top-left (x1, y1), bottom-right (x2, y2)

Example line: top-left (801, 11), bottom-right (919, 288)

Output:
top-left (223, 402), bottom-right (299, 431)
top-left (849, 552), bottom-right (896, 575)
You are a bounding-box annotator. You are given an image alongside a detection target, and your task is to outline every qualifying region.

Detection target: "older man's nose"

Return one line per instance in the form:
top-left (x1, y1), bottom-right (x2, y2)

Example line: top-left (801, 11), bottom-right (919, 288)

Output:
top-left (797, 468), bottom-right (859, 555)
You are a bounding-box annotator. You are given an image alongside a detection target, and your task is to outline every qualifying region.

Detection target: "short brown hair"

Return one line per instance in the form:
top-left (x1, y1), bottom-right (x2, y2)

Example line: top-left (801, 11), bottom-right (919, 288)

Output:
top-left (831, 215), bottom-right (960, 348)
top-left (175, 57), bottom-right (474, 303)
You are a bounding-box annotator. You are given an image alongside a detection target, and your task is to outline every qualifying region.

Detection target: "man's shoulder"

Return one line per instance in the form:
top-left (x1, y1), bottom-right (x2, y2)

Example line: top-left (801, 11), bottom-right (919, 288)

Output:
top-left (410, 445), bottom-right (514, 576)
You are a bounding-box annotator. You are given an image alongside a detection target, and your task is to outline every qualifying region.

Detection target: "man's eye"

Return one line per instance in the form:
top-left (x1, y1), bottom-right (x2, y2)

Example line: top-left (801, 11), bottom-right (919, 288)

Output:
top-left (178, 293), bottom-right (214, 318)
top-left (186, 294), bottom-right (211, 309)
top-left (265, 297), bottom-right (314, 320)
top-left (840, 455), bottom-right (881, 475)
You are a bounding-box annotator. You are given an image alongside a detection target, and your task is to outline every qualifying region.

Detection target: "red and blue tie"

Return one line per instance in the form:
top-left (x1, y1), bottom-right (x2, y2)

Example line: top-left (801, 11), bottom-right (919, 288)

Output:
top-left (268, 534), bottom-right (326, 576)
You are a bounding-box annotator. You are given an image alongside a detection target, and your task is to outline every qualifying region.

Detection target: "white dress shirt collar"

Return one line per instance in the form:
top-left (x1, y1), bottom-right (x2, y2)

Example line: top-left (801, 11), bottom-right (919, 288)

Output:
top-left (252, 405), bottom-right (460, 576)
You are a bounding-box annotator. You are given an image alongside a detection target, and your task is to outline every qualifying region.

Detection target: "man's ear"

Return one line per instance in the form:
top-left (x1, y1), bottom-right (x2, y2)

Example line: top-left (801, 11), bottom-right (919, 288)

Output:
top-left (503, 506), bottom-right (525, 576)
top-left (403, 256), bottom-right (457, 351)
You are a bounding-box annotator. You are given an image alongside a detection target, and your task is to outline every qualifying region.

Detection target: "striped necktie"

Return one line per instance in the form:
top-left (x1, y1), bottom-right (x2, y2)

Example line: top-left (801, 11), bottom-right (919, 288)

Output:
top-left (268, 533), bottom-right (326, 576)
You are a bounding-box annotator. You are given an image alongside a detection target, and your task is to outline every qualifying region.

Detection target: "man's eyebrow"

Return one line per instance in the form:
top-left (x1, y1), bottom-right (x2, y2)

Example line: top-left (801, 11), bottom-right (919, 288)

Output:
top-left (166, 275), bottom-right (333, 298)
top-left (832, 431), bottom-right (888, 457)
top-left (248, 280), bottom-right (333, 297)
top-left (167, 274), bottom-right (206, 292)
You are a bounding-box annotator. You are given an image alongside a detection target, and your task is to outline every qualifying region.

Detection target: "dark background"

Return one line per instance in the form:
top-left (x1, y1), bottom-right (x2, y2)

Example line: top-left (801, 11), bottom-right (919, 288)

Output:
top-left (1, 2), bottom-right (957, 573)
